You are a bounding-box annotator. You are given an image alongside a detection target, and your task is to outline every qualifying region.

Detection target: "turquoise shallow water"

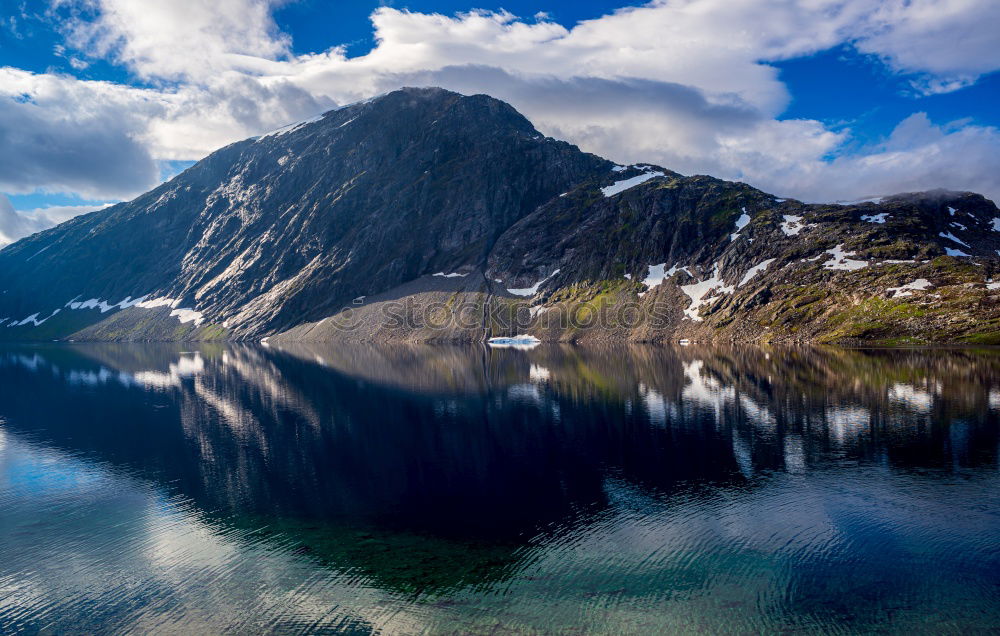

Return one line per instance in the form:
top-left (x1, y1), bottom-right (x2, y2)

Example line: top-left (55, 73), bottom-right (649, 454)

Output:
top-left (0, 343), bottom-right (998, 634)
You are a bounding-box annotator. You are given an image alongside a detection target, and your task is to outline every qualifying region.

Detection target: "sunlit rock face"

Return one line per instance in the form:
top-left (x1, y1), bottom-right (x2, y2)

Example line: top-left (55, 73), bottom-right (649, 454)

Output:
top-left (0, 88), bottom-right (609, 340)
top-left (1, 87), bottom-right (999, 344)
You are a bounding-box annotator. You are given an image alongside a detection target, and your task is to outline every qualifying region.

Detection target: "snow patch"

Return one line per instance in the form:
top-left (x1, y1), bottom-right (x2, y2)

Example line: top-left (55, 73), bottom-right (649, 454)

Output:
top-left (946, 247), bottom-right (971, 257)
top-left (137, 297), bottom-right (180, 310)
top-left (838, 197), bottom-right (883, 205)
top-left (601, 171), bottom-right (665, 197)
top-left (257, 113), bottom-right (326, 140)
top-left (507, 269), bottom-right (560, 297)
top-left (680, 264), bottom-right (734, 321)
top-left (67, 295), bottom-right (148, 313)
top-left (939, 231), bottom-right (970, 247)
top-left (137, 297), bottom-right (205, 326)
top-left (780, 215), bottom-right (810, 236)
top-left (17, 311), bottom-right (54, 326)
top-left (992, 218), bottom-right (1000, 232)
top-left (169, 308), bottom-right (205, 326)
top-left (860, 213), bottom-right (889, 224)
top-left (730, 208), bottom-right (751, 241)
top-left (739, 258), bottom-right (776, 286)
top-left (822, 245), bottom-right (868, 271)
top-left (948, 206), bottom-right (957, 216)
top-left (433, 272), bottom-right (467, 278)
top-left (638, 263), bottom-right (691, 297)
top-left (987, 279), bottom-right (1000, 290)
top-left (886, 278), bottom-right (933, 298)
top-left (641, 263), bottom-right (668, 290)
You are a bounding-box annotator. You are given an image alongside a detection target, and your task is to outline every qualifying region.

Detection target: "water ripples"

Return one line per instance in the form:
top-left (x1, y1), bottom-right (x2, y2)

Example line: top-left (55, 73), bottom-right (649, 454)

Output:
top-left (1, 343), bottom-right (999, 633)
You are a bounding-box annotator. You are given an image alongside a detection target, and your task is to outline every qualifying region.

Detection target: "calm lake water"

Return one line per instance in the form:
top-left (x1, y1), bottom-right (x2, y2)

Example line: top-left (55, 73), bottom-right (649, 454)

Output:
top-left (0, 343), bottom-right (998, 634)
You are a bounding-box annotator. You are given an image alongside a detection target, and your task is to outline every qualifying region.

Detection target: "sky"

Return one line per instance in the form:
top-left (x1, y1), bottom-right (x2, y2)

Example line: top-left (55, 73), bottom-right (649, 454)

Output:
top-left (0, 0), bottom-right (998, 243)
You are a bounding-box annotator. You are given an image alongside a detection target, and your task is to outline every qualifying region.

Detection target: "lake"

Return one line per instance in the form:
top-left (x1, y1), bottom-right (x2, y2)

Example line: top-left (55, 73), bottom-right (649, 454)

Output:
top-left (1, 343), bottom-right (998, 634)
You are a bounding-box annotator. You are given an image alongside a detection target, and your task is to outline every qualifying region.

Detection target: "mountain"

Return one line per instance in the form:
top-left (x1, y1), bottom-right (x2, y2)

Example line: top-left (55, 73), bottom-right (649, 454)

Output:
top-left (1, 87), bottom-right (999, 345)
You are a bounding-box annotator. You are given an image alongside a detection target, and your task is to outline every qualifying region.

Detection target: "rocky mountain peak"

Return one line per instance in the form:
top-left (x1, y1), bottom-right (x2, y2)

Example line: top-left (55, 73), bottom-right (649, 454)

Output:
top-left (0, 88), bottom-right (998, 345)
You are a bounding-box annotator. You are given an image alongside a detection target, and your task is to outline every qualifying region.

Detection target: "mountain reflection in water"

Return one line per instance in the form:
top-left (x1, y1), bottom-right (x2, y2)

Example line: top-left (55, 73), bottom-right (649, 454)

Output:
top-left (1, 343), bottom-right (998, 634)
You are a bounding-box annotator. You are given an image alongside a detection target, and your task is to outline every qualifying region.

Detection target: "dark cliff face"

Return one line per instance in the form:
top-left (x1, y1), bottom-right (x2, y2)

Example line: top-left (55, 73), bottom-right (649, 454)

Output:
top-left (1, 87), bottom-right (999, 345)
top-left (0, 87), bottom-right (608, 337)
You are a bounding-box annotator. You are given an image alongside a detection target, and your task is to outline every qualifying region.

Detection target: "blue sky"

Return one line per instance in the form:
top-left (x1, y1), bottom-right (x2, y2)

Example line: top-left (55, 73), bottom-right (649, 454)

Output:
top-left (1, 0), bottom-right (998, 225)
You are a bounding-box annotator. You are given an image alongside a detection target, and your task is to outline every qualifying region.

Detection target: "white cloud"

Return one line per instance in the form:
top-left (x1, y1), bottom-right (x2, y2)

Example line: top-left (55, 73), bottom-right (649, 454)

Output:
top-left (0, 67), bottom-right (161, 199)
top-left (3, 0), bottom-right (996, 207)
top-left (856, 0), bottom-right (1000, 94)
top-left (0, 194), bottom-right (107, 247)
top-left (56, 0), bottom-right (291, 81)
top-left (773, 113), bottom-right (1000, 203)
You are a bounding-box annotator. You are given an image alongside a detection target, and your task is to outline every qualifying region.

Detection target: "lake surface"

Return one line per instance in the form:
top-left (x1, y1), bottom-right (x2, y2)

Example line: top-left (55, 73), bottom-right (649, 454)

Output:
top-left (1, 343), bottom-right (999, 634)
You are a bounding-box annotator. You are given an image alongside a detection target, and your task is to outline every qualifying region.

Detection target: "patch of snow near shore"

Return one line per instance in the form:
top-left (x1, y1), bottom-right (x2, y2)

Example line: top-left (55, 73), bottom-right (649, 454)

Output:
top-left (939, 231), bottom-right (970, 247)
top-left (639, 263), bottom-right (692, 297)
top-left (680, 264), bottom-right (734, 321)
top-left (170, 308), bottom-right (205, 326)
top-left (508, 269), bottom-right (560, 297)
top-left (887, 279), bottom-right (932, 298)
top-left (823, 245), bottom-right (868, 271)
top-left (642, 263), bottom-right (668, 289)
top-left (138, 297), bottom-right (205, 326)
top-left (67, 295), bottom-right (148, 312)
top-left (987, 279), bottom-right (1000, 290)
top-left (433, 272), bottom-right (466, 278)
top-left (739, 259), bottom-right (776, 286)
top-left (601, 171), bottom-right (664, 197)
top-left (137, 297), bottom-right (179, 309)
top-left (17, 310), bottom-right (57, 326)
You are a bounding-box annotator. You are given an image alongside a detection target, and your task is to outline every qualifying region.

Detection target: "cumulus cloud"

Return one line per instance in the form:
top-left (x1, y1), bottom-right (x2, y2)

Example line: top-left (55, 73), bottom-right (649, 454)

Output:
top-left (0, 68), bottom-right (160, 199)
top-left (776, 114), bottom-right (1000, 202)
top-left (2, 0), bottom-right (997, 207)
top-left (856, 0), bottom-right (1000, 94)
top-left (55, 0), bottom-right (291, 81)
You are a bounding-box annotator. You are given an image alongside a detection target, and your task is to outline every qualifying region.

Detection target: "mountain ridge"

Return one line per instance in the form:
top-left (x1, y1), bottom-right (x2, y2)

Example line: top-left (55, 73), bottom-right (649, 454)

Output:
top-left (2, 87), bottom-right (999, 345)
